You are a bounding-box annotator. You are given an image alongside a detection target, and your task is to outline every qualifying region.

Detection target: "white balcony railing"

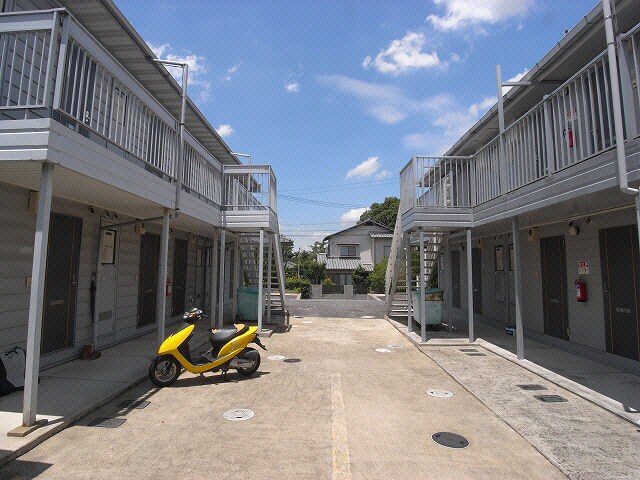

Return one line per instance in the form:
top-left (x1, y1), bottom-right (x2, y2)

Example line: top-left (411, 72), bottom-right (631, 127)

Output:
top-left (223, 164), bottom-right (277, 214)
top-left (400, 20), bottom-right (639, 215)
top-left (0, 9), bottom-right (227, 208)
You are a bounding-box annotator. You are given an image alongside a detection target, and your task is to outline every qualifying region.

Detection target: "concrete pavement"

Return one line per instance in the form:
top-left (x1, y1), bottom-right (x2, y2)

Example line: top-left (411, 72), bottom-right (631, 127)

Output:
top-left (1, 303), bottom-right (566, 480)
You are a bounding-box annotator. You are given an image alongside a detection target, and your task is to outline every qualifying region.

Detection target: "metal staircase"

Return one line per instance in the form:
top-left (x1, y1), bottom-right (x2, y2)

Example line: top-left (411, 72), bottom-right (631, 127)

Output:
top-left (236, 230), bottom-right (287, 321)
top-left (385, 210), bottom-right (443, 321)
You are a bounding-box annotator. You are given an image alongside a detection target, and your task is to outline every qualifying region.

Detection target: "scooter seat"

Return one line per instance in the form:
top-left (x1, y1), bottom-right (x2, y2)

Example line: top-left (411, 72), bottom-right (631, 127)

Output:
top-left (209, 325), bottom-right (250, 356)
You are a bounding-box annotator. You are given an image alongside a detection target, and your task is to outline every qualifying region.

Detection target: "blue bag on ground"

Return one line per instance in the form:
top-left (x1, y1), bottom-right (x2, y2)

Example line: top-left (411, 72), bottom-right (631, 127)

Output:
top-left (0, 347), bottom-right (26, 397)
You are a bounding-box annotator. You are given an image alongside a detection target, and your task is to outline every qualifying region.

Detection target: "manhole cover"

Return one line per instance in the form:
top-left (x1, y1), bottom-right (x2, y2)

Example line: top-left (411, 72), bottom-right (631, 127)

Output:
top-left (283, 358), bottom-right (302, 363)
top-left (517, 384), bottom-right (547, 391)
top-left (387, 344), bottom-right (405, 349)
top-left (361, 315), bottom-right (376, 319)
top-left (535, 395), bottom-right (568, 403)
top-left (375, 348), bottom-right (392, 353)
top-left (87, 417), bottom-right (126, 428)
top-left (459, 348), bottom-right (477, 352)
top-left (223, 409), bottom-right (255, 421)
top-left (466, 353), bottom-right (486, 356)
top-left (117, 400), bottom-right (150, 409)
top-left (427, 389), bottom-right (453, 398)
top-left (431, 432), bottom-right (469, 449)
top-left (267, 355), bottom-right (286, 361)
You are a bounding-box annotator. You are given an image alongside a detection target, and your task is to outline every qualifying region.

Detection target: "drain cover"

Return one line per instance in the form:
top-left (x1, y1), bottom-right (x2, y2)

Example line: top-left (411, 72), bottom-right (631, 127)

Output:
top-left (87, 417), bottom-right (126, 428)
top-left (517, 384), bottom-right (547, 391)
top-left (535, 395), bottom-right (568, 403)
top-left (427, 389), bottom-right (453, 398)
top-left (361, 315), bottom-right (376, 319)
top-left (466, 353), bottom-right (486, 356)
top-left (431, 432), bottom-right (469, 449)
top-left (267, 355), bottom-right (286, 361)
top-left (117, 400), bottom-right (150, 409)
top-left (459, 348), bottom-right (477, 352)
top-left (375, 348), bottom-right (392, 353)
top-left (223, 409), bottom-right (255, 421)
top-left (387, 344), bottom-right (405, 349)
top-left (283, 358), bottom-right (302, 363)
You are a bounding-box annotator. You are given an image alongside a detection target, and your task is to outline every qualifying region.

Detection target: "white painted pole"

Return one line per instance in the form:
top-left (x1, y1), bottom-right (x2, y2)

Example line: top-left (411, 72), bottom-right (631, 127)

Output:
top-left (446, 236), bottom-right (453, 333)
top-left (405, 233), bottom-right (412, 333)
top-left (267, 234), bottom-right (272, 323)
top-left (512, 217), bottom-right (525, 360)
top-left (218, 229), bottom-right (226, 328)
top-left (257, 229), bottom-right (265, 332)
top-left (92, 223), bottom-right (105, 350)
top-left (232, 236), bottom-right (240, 320)
top-left (209, 229), bottom-right (219, 330)
top-left (496, 65), bottom-right (507, 196)
top-left (419, 231), bottom-right (426, 343)
top-left (466, 228), bottom-right (474, 343)
top-left (23, 162), bottom-right (54, 427)
top-left (156, 209), bottom-right (170, 348)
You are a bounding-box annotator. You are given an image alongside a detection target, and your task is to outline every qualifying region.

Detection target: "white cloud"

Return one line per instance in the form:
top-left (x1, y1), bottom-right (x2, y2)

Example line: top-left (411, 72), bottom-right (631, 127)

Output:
top-left (375, 170), bottom-right (393, 180)
top-left (346, 157), bottom-right (381, 179)
top-left (367, 105), bottom-right (406, 124)
top-left (341, 208), bottom-right (368, 224)
top-left (216, 124), bottom-right (234, 138)
top-left (147, 42), bottom-right (211, 103)
top-left (225, 63), bottom-right (241, 81)
top-left (285, 82), bottom-right (300, 93)
top-left (363, 32), bottom-right (442, 76)
top-left (468, 96), bottom-right (496, 117)
top-left (427, 0), bottom-right (534, 32)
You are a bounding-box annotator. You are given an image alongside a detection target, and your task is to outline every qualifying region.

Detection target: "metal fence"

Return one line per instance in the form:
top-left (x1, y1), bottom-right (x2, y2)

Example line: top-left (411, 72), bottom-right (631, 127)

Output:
top-left (223, 165), bottom-right (276, 212)
top-left (353, 285), bottom-right (369, 295)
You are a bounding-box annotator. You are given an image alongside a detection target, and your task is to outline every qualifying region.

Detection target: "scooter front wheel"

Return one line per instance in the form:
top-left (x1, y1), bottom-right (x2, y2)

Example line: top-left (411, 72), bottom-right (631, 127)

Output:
top-left (149, 355), bottom-right (181, 387)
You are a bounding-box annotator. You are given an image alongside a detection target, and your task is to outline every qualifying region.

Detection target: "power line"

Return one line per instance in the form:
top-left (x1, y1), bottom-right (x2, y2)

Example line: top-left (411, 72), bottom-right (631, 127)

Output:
top-left (279, 178), bottom-right (396, 193)
top-left (278, 194), bottom-right (366, 208)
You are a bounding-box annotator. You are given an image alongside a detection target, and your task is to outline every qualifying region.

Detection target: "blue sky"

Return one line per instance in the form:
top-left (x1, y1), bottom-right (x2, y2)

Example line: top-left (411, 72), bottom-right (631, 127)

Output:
top-left (117, 0), bottom-right (595, 249)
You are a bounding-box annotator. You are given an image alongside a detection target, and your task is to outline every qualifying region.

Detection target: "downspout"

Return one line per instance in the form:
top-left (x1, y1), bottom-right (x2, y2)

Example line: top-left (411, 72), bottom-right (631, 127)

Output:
top-left (603, 0), bottom-right (638, 198)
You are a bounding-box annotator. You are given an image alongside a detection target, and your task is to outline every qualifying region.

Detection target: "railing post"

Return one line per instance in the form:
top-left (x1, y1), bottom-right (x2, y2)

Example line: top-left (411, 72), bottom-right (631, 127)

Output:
top-left (52, 11), bottom-right (70, 110)
top-left (617, 33), bottom-right (639, 140)
top-left (469, 159), bottom-right (477, 207)
top-left (543, 95), bottom-right (556, 177)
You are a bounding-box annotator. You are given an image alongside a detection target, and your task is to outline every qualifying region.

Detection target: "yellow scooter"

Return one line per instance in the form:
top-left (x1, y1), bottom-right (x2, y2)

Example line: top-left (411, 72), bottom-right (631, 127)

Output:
top-left (149, 307), bottom-right (266, 387)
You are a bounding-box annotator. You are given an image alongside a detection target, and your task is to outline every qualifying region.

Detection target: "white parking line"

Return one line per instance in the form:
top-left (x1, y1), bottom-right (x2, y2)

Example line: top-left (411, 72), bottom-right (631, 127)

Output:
top-left (331, 373), bottom-right (352, 480)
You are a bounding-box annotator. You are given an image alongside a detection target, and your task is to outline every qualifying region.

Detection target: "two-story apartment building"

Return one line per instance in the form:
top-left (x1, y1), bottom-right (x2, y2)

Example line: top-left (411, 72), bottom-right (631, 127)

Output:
top-left (319, 220), bottom-right (392, 285)
top-left (387, 0), bottom-right (640, 373)
top-left (0, 0), bottom-right (286, 430)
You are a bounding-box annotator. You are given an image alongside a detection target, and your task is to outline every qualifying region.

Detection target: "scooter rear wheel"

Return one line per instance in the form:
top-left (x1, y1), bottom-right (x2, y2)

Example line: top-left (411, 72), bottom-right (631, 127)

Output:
top-left (149, 355), bottom-right (181, 387)
top-left (236, 348), bottom-right (260, 377)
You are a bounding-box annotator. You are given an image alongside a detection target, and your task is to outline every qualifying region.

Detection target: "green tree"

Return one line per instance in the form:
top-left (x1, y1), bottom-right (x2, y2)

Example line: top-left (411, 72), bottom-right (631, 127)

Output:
top-left (352, 265), bottom-right (370, 287)
top-left (368, 257), bottom-right (388, 293)
top-left (359, 196), bottom-right (399, 229)
top-left (309, 240), bottom-right (326, 254)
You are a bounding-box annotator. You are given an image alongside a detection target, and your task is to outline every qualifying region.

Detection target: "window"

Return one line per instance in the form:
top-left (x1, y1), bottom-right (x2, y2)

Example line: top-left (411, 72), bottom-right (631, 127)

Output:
top-left (495, 246), bottom-right (504, 271)
top-left (332, 273), bottom-right (353, 285)
top-left (383, 245), bottom-right (391, 258)
top-left (339, 245), bottom-right (357, 257)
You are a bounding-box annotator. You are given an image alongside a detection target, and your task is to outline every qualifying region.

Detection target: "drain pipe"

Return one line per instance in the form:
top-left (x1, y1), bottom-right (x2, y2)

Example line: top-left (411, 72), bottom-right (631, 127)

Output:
top-left (603, 0), bottom-right (640, 245)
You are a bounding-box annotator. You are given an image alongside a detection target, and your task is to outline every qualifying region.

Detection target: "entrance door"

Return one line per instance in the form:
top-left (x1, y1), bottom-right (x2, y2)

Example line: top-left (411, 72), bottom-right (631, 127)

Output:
top-left (138, 233), bottom-right (160, 326)
top-left (42, 213), bottom-right (82, 354)
top-left (600, 225), bottom-right (640, 360)
top-left (172, 238), bottom-right (188, 314)
top-left (451, 250), bottom-right (461, 309)
top-left (540, 236), bottom-right (568, 340)
top-left (472, 248), bottom-right (482, 314)
top-left (96, 226), bottom-right (117, 336)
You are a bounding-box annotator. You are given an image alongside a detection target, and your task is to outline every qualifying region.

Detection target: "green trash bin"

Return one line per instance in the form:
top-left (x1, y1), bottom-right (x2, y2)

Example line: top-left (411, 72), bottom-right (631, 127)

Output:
top-left (236, 287), bottom-right (267, 321)
top-left (411, 288), bottom-right (444, 325)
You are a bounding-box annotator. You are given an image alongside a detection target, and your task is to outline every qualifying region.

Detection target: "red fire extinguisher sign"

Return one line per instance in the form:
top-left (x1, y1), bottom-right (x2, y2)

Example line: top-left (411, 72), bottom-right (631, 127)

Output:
top-left (166, 277), bottom-right (172, 296)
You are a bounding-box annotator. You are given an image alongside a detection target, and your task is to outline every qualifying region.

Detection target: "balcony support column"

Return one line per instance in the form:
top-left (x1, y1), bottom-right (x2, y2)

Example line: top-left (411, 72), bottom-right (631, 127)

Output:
top-left (466, 228), bottom-right (474, 343)
top-left (446, 235), bottom-right (453, 333)
top-left (209, 229), bottom-right (219, 330)
top-left (232, 236), bottom-right (240, 321)
top-left (156, 209), bottom-right (170, 348)
top-left (419, 231), bottom-right (426, 343)
top-left (257, 229), bottom-right (265, 332)
top-left (218, 229), bottom-right (226, 328)
top-left (405, 233), bottom-right (412, 334)
top-left (19, 162), bottom-right (54, 432)
top-left (512, 217), bottom-right (525, 360)
top-left (267, 234), bottom-right (272, 323)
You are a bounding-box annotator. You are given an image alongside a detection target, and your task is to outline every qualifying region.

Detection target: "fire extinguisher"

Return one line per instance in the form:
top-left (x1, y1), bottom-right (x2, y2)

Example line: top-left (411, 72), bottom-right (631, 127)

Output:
top-left (575, 277), bottom-right (587, 302)
top-left (166, 277), bottom-right (172, 297)
top-left (564, 122), bottom-right (574, 148)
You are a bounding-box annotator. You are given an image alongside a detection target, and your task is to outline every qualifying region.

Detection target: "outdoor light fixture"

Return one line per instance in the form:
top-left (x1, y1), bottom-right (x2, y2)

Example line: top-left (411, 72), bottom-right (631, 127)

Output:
top-left (568, 221), bottom-right (579, 236)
